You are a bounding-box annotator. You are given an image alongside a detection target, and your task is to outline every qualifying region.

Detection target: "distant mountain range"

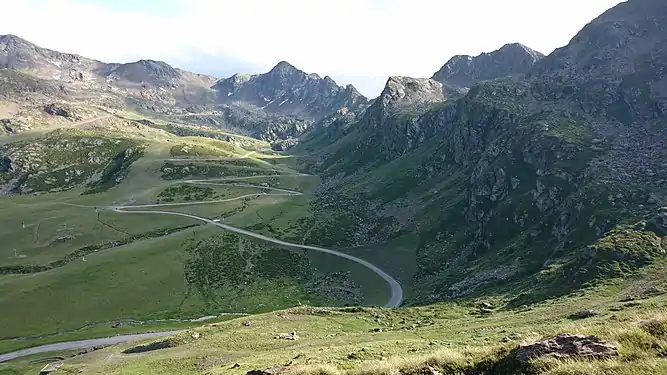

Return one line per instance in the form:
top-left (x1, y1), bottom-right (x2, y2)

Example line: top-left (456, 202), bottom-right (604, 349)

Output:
top-left (0, 33), bottom-right (550, 147)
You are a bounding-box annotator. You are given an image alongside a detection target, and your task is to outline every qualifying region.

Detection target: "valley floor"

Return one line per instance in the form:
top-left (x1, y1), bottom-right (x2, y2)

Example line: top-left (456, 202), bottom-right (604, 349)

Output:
top-left (0, 119), bottom-right (413, 361)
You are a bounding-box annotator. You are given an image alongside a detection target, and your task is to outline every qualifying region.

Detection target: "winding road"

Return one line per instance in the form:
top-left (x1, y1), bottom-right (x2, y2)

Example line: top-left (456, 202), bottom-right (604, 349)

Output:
top-left (0, 166), bottom-right (404, 363)
top-left (113, 176), bottom-right (404, 308)
top-left (0, 331), bottom-right (181, 363)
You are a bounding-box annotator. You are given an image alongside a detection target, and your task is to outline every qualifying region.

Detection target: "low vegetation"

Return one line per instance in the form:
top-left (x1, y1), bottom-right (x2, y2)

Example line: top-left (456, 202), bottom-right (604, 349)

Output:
top-left (160, 162), bottom-right (281, 180)
top-left (0, 130), bottom-right (146, 194)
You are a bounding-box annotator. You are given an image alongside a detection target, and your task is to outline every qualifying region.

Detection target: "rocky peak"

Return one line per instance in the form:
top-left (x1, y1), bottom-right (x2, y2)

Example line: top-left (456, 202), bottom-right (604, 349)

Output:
top-left (104, 59), bottom-right (182, 87)
top-left (0, 34), bottom-right (33, 50)
top-left (355, 77), bottom-right (453, 158)
top-left (432, 42), bottom-right (544, 88)
top-left (0, 34), bottom-right (88, 72)
top-left (530, 0), bottom-right (667, 123)
top-left (212, 61), bottom-right (368, 119)
top-left (377, 76), bottom-right (447, 113)
top-left (269, 60), bottom-right (298, 74)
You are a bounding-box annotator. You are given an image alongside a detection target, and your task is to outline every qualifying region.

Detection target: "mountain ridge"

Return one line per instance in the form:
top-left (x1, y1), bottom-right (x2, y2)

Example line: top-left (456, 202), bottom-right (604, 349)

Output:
top-left (432, 42), bottom-right (545, 89)
top-left (212, 60), bottom-right (368, 120)
top-left (0, 34), bottom-right (368, 144)
top-left (298, 0), bottom-right (667, 307)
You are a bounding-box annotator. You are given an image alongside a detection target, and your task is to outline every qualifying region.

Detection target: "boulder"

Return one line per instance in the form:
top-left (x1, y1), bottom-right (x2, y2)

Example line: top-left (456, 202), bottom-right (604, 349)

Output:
top-left (246, 366), bottom-right (293, 375)
top-left (568, 310), bottom-right (600, 320)
top-left (274, 331), bottom-right (299, 340)
top-left (44, 103), bottom-right (70, 117)
top-left (516, 334), bottom-right (618, 365)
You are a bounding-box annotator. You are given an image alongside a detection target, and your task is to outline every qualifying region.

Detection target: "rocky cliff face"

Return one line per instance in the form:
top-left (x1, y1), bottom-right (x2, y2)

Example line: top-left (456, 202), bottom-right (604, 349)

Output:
top-left (530, 0), bottom-right (667, 124)
top-left (373, 77), bottom-right (448, 114)
top-left (302, 0), bottom-right (667, 305)
top-left (432, 43), bottom-right (544, 88)
top-left (213, 61), bottom-right (368, 120)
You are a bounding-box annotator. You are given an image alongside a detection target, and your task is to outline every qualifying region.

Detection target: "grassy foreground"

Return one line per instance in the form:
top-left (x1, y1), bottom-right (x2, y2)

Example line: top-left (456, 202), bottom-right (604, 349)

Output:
top-left (2, 264), bottom-right (666, 375)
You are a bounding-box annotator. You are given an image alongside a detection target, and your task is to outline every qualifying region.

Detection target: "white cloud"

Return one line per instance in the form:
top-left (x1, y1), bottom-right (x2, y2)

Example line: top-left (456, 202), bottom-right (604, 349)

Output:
top-left (3, 0), bottom-right (623, 96)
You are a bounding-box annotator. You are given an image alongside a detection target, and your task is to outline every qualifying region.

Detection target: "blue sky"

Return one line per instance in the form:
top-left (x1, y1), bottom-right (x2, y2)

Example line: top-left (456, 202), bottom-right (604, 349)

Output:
top-left (4, 0), bottom-right (623, 97)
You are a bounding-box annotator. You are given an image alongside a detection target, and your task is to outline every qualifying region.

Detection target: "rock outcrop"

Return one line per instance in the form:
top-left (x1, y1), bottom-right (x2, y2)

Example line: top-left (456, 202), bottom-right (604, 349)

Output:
top-left (515, 334), bottom-right (619, 365)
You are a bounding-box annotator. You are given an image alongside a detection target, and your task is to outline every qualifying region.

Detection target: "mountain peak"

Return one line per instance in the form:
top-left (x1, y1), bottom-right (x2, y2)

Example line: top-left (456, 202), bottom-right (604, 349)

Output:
top-left (498, 43), bottom-right (544, 62)
top-left (377, 76), bottom-right (446, 112)
top-left (213, 62), bottom-right (368, 120)
top-left (432, 43), bottom-right (544, 88)
top-left (0, 34), bottom-right (29, 44)
top-left (0, 34), bottom-right (39, 52)
top-left (269, 61), bottom-right (298, 74)
top-left (106, 59), bottom-right (181, 86)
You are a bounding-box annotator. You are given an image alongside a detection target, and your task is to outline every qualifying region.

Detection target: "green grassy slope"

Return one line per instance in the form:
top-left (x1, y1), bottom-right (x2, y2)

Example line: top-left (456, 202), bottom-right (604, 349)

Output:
top-left (0, 115), bottom-right (400, 354)
top-left (5, 264), bottom-right (666, 375)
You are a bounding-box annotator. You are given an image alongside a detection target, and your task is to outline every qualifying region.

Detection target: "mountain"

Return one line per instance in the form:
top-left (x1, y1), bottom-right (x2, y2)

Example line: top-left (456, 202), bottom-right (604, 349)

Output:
top-left (4, 1), bottom-right (667, 374)
top-left (212, 61), bottom-right (368, 120)
top-left (529, 0), bottom-right (666, 124)
top-left (432, 42), bottom-right (544, 88)
top-left (0, 34), bottom-right (103, 80)
top-left (0, 34), bottom-right (215, 90)
top-left (0, 35), bottom-right (368, 145)
top-left (299, 0), bottom-right (667, 306)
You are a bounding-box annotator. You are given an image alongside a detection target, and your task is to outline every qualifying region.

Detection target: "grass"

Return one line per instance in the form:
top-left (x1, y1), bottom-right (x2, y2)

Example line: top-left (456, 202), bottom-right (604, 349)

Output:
top-left (0, 130), bottom-right (401, 356)
top-left (5, 275), bottom-right (665, 375)
top-left (3, 100), bottom-right (665, 375)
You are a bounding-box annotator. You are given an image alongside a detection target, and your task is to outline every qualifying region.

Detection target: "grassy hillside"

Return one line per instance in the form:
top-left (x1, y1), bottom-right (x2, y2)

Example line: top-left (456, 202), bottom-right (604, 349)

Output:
top-left (3, 265), bottom-right (666, 374)
top-left (293, 74), bottom-right (667, 310)
top-left (0, 112), bottom-right (401, 355)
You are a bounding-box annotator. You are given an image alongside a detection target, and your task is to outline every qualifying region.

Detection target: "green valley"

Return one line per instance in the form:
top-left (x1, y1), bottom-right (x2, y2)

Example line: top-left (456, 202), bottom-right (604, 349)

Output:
top-left (2, 0), bottom-right (667, 374)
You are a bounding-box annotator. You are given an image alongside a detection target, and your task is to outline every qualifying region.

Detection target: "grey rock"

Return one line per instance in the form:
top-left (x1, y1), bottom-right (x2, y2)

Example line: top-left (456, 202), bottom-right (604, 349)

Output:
top-left (432, 43), bottom-right (544, 88)
top-left (516, 334), bottom-right (619, 365)
top-left (568, 310), bottom-right (600, 320)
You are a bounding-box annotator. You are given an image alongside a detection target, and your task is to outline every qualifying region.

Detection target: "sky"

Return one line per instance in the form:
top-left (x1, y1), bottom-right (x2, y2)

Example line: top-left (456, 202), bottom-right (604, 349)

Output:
top-left (3, 0), bottom-right (623, 97)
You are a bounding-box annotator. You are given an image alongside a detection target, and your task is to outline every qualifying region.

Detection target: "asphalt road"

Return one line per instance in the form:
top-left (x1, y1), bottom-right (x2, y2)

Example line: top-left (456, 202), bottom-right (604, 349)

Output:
top-left (114, 176), bottom-right (404, 308)
top-left (0, 331), bottom-right (182, 363)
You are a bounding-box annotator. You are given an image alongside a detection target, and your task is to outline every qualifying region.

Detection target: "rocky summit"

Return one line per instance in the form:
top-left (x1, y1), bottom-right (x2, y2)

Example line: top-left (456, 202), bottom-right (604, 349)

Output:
top-left (432, 42), bottom-right (545, 89)
top-left (1, 1), bottom-right (667, 375)
top-left (213, 61), bottom-right (368, 120)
